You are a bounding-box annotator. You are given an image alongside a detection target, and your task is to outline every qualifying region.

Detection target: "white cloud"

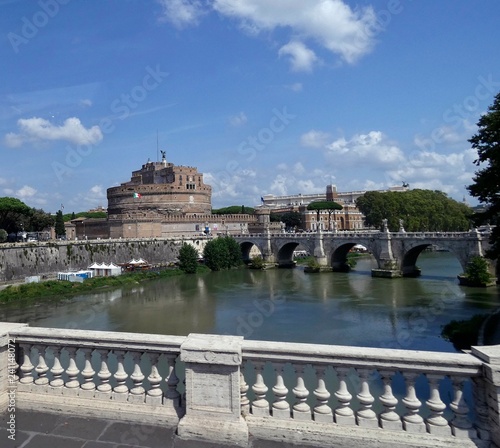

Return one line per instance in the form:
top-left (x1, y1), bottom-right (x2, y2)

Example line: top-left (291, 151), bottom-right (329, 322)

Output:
top-left (2, 184), bottom-right (48, 207)
top-left (229, 111), bottom-right (248, 127)
top-left (279, 41), bottom-right (318, 72)
top-left (158, 0), bottom-right (205, 28)
top-left (301, 129), bottom-right (331, 148)
top-left (326, 131), bottom-right (405, 166)
top-left (5, 117), bottom-right (103, 148)
top-left (160, 0), bottom-right (377, 69)
top-left (80, 99), bottom-right (92, 107)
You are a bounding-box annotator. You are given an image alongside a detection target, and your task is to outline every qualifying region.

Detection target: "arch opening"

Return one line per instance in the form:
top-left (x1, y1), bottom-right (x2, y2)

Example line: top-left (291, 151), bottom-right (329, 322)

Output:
top-left (277, 242), bottom-right (300, 268)
top-left (240, 241), bottom-right (262, 265)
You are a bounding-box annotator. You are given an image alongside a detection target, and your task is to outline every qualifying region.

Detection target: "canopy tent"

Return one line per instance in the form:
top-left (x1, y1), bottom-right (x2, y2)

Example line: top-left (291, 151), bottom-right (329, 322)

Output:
top-left (88, 262), bottom-right (122, 277)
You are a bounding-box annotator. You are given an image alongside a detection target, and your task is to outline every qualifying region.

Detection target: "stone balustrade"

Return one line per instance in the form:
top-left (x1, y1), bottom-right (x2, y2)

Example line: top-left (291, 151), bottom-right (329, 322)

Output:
top-left (2, 322), bottom-right (500, 447)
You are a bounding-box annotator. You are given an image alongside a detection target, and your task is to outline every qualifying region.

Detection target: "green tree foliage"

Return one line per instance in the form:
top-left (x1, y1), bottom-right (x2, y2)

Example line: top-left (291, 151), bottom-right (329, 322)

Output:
top-left (27, 208), bottom-right (54, 231)
top-left (463, 256), bottom-right (493, 286)
top-left (0, 229), bottom-right (7, 242)
top-left (63, 211), bottom-right (107, 222)
top-left (355, 189), bottom-right (472, 231)
top-left (212, 206), bottom-right (255, 215)
top-left (467, 91), bottom-right (500, 259)
top-left (273, 211), bottom-right (302, 230)
top-left (203, 236), bottom-right (243, 271)
top-left (178, 243), bottom-right (199, 274)
top-left (0, 197), bottom-right (32, 233)
top-left (55, 210), bottom-right (66, 237)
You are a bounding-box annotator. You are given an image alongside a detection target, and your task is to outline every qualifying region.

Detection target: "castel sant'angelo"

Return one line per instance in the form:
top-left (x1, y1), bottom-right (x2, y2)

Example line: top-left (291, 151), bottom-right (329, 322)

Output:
top-left (103, 153), bottom-right (258, 239)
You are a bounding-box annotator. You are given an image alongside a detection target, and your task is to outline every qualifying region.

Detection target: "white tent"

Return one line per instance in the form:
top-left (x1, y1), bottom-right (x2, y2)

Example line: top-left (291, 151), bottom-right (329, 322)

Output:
top-left (88, 262), bottom-right (122, 277)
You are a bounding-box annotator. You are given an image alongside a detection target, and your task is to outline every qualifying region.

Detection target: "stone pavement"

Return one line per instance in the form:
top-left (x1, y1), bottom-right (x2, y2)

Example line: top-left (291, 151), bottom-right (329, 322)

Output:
top-left (0, 410), bottom-right (308, 448)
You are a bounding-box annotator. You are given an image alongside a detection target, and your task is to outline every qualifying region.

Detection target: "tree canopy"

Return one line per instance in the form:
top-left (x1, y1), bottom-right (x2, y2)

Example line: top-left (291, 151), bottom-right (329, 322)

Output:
top-left (467, 91), bottom-right (500, 259)
top-left (212, 205), bottom-right (255, 215)
top-left (0, 197), bottom-right (32, 233)
top-left (203, 236), bottom-right (243, 271)
top-left (306, 201), bottom-right (343, 212)
top-left (355, 189), bottom-right (472, 232)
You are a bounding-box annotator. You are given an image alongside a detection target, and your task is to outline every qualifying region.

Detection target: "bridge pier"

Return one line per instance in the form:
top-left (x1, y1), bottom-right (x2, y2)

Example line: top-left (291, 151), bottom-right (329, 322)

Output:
top-left (313, 227), bottom-right (328, 267)
top-left (371, 228), bottom-right (402, 278)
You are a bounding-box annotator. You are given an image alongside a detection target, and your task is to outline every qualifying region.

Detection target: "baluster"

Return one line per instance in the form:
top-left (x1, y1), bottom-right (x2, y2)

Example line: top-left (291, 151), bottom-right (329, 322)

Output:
top-left (240, 366), bottom-right (250, 416)
top-left (34, 344), bottom-right (49, 387)
top-left (402, 372), bottom-right (425, 433)
top-left (113, 350), bottom-right (129, 401)
top-left (128, 351), bottom-right (145, 403)
top-left (313, 365), bottom-right (333, 423)
top-left (472, 376), bottom-right (491, 442)
top-left (379, 370), bottom-right (401, 430)
top-left (49, 346), bottom-right (64, 392)
top-left (165, 354), bottom-right (181, 404)
top-left (146, 353), bottom-right (163, 405)
top-left (64, 346), bottom-right (80, 395)
top-left (334, 367), bottom-right (355, 425)
top-left (9, 344), bottom-right (20, 384)
top-left (80, 348), bottom-right (96, 397)
top-left (292, 363), bottom-right (311, 420)
top-left (425, 374), bottom-right (450, 436)
top-left (272, 362), bottom-right (290, 419)
top-left (251, 361), bottom-right (269, 416)
top-left (96, 349), bottom-right (112, 399)
top-left (356, 368), bottom-right (378, 427)
top-left (18, 343), bottom-right (34, 389)
top-left (450, 376), bottom-right (475, 438)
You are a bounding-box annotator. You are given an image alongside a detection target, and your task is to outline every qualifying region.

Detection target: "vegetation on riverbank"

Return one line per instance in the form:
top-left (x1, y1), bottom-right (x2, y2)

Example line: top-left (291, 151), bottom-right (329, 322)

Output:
top-left (0, 266), bottom-right (210, 304)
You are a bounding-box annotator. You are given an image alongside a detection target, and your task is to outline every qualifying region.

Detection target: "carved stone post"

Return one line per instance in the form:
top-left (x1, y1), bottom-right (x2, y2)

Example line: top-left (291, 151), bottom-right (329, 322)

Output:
top-left (178, 333), bottom-right (248, 447)
top-left (471, 346), bottom-right (500, 443)
top-left (0, 323), bottom-right (28, 410)
top-left (313, 226), bottom-right (328, 267)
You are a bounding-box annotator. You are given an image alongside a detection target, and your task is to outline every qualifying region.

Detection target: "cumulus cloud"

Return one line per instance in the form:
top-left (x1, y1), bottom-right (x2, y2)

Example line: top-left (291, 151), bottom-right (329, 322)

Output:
top-left (279, 41), bottom-right (318, 72)
top-left (3, 184), bottom-right (47, 206)
top-left (158, 0), bottom-right (205, 28)
top-left (5, 117), bottom-right (103, 148)
top-left (326, 131), bottom-right (405, 166)
top-left (301, 129), bottom-right (331, 148)
top-left (159, 0), bottom-right (378, 69)
top-left (286, 82), bottom-right (303, 92)
top-left (229, 112), bottom-right (248, 127)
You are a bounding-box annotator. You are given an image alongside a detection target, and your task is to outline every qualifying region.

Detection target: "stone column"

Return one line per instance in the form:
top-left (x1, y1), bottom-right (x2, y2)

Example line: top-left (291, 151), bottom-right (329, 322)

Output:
top-left (471, 345), bottom-right (500, 445)
top-left (371, 231), bottom-right (401, 278)
top-left (0, 323), bottom-right (28, 410)
top-left (177, 333), bottom-right (248, 447)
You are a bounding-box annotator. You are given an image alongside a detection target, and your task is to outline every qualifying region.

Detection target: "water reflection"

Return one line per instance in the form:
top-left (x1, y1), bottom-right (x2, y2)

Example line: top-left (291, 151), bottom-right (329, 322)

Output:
top-left (0, 253), bottom-right (498, 353)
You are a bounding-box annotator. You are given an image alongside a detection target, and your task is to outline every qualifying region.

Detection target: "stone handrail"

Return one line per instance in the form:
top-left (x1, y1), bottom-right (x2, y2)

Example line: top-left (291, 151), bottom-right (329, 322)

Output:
top-left (2, 324), bottom-right (500, 447)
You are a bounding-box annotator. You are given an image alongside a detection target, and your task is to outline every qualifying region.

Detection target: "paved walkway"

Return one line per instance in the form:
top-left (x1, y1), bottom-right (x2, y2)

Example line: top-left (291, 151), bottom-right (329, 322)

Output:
top-left (1, 411), bottom-right (303, 448)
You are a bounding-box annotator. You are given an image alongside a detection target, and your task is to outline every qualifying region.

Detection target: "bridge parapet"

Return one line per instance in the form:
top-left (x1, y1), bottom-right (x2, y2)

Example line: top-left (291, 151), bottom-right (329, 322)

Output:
top-left (2, 322), bottom-right (499, 447)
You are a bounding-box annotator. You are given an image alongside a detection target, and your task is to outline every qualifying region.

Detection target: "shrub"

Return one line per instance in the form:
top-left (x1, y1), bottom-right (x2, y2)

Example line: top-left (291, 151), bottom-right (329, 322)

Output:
top-left (250, 256), bottom-right (264, 269)
top-left (203, 236), bottom-right (243, 271)
top-left (464, 256), bottom-right (493, 286)
top-left (178, 243), bottom-right (199, 274)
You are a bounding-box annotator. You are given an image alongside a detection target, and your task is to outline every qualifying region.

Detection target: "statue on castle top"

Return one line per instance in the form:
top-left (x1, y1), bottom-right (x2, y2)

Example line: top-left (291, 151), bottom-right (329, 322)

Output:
top-left (160, 150), bottom-right (166, 161)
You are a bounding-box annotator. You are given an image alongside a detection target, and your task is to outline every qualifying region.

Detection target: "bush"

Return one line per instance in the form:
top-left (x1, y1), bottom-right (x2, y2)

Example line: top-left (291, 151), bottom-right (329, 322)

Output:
top-left (0, 229), bottom-right (7, 242)
top-left (178, 243), bottom-right (199, 274)
top-left (203, 236), bottom-right (243, 271)
top-left (250, 256), bottom-right (264, 269)
top-left (463, 256), bottom-right (493, 286)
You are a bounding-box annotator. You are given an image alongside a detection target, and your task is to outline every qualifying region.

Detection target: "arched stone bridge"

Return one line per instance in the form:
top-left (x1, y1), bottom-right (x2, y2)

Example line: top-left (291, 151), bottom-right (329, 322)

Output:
top-left (234, 229), bottom-right (495, 278)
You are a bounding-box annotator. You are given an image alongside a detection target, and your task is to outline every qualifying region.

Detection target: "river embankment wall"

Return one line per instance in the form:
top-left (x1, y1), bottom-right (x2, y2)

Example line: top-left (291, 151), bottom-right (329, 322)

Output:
top-left (0, 238), bottom-right (207, 282)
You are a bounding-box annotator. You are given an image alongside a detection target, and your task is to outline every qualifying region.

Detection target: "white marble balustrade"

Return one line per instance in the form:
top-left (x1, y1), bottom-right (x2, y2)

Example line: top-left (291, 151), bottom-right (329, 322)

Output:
top-left (241, 340), bottom-right (488, 440)
top-left (2, 323), bottom-right (500, 447)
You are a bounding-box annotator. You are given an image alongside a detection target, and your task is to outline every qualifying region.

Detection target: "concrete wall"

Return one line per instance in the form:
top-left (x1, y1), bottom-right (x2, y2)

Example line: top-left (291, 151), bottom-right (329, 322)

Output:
top-left (0, 238), bottom-right (196, 282)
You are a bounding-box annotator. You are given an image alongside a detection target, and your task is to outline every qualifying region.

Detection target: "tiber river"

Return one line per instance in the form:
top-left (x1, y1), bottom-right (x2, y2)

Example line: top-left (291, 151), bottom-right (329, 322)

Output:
top-left (1, 252), bottom-right (499, 353)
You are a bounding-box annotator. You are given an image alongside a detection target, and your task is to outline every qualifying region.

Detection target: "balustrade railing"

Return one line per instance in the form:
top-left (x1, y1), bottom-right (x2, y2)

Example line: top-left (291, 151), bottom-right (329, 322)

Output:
top-left (2, 324), bottom-right (498, 447)
top-left (241, 340), bottom-right (487, 439)
top-left (8, 326), bottom-right (185, 414)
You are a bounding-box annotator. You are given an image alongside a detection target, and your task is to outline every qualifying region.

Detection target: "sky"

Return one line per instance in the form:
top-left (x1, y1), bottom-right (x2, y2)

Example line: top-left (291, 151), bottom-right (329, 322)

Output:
top-left (1, 0), bottom-right (500, 213)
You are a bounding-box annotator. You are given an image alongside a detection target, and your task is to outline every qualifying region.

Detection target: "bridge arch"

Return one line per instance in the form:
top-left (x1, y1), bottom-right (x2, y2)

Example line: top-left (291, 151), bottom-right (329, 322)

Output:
top-left (239, 240), bottom-right (264, 264)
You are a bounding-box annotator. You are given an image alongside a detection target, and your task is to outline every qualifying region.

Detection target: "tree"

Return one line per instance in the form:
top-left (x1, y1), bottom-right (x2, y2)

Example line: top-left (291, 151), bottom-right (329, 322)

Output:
top-left (307, 201), bottom-right (343, 230)
top-left (463, 256), bottom-right (493, 286)
top-left (212, 205), bottom-right (255, 215)
top-left (356, 189), bottom-right (471, 232)
top-left (178, 243), bottom-right (199, 274)
top-left (0, 229), bottom-right (7, 243)
top-left (28, 208), bottom-right (54, 231)
top-left (274, 212), bottom-right (302, 230)
top-left (55, 210), bottom-right (66, 237)
top-left (467, 91), bottom-right (500, 259)
top-left (203, 236), bottom-right (242, 271)
top-left (0, 197), bottom-right (32, 233)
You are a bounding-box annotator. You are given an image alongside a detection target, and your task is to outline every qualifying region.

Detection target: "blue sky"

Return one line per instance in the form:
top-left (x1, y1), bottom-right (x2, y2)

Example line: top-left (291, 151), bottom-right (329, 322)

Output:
top-left (1, 0), bottom-right (500, 213)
